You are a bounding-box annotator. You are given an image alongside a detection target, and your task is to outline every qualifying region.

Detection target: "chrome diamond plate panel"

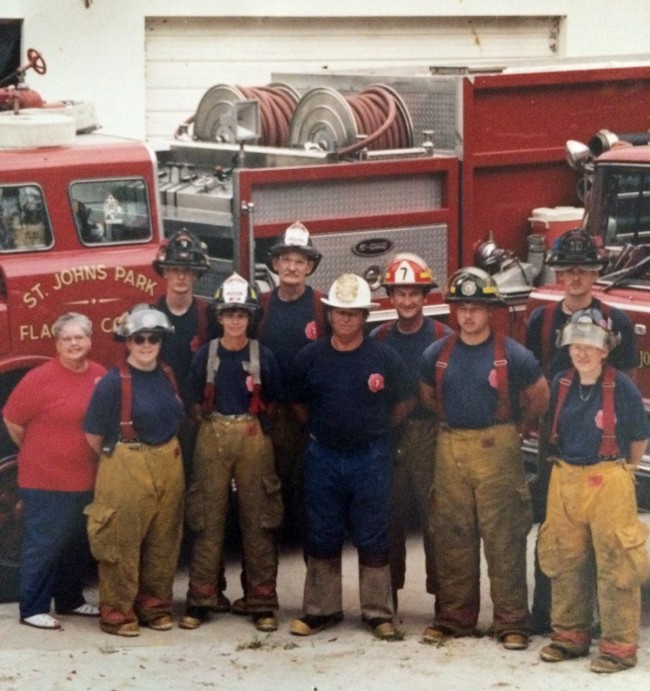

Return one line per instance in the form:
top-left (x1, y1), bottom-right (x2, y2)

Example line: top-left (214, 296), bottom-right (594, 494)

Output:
top-left (251, 174), bottom-right (443, 224)
top-left (306, 224), bottom-right (449, 296)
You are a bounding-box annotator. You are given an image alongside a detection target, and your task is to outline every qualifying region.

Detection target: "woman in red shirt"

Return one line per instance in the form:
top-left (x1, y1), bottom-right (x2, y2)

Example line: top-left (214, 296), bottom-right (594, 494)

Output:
top-left (3, 312), bottom-right (106, 630)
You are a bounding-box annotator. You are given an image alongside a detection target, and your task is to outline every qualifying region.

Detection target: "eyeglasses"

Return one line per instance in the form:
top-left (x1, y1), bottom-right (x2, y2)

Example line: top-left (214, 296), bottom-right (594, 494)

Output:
top-left (131, 333), bottom-right (162, 345)
top-left (58, 335), bottom-right (89, 343)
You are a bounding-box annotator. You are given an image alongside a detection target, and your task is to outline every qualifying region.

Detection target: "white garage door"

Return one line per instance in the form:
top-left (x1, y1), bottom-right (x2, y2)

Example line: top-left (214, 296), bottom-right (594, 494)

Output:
top-left (145, 15), bottom-right (559, 144)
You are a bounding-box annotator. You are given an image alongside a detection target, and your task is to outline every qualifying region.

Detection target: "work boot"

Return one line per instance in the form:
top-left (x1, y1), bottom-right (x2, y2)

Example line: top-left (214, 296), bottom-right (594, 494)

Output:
top-left (501, 632), bottom-right (529, 650)
top-left (540, 641), bottom-right (590, 662)
top-left (289, 612), bottom-right (344, 636)
top-left (145, 614), bottom-right (173, 631)
top-left (179, 606), bottom-right (210, 630)
top-left (254, 612), bottom-right (278, 632)
top-left (364, 617), bottom-right (400, 641)
top-left (100, 620), bottom-right (140, 637)
top-left (230, 597), bottom-right (250, 616)
top-left (590, 653), bottom-right (637, 673)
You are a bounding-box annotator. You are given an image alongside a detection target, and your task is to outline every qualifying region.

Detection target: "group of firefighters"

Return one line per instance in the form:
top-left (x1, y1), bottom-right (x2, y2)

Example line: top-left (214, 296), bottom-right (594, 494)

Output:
top-left (4, 222), bottom-right (649, 675)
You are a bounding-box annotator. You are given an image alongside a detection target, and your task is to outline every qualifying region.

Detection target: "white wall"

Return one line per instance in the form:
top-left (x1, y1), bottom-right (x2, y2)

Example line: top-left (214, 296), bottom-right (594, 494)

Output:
top-left (5, 1), bottom-right (650, 140)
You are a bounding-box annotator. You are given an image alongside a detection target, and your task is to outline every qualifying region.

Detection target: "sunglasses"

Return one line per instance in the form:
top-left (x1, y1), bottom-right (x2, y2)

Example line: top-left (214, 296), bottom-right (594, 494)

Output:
top-left (131, 333), bottom-right (162, 345)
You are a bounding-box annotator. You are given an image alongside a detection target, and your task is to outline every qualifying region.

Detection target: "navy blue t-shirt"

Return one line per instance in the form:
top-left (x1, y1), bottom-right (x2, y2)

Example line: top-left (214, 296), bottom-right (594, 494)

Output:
top-left (186, 340), bottom-right (283, 415)
top-left (419, 332), bottom-right (543, 429)
top-left (156, 296), bottom-right (208, 403)
top-left (370, 317), bottom-right (452, 419)
top-left (84, 364), bottom-right (185, 448)
top-left (258, 286), bottom-right (323, 399)
top-left (549, 368), bottom-right (650, 464)
top-left (526, 298), bottom-right (636, 379)
top-left (290, 337), bottom-right (414, 452)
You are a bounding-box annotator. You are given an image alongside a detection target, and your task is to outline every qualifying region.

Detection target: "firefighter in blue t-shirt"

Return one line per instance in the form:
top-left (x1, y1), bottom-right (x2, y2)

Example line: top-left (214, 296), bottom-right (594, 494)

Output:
top-left (253, 222), bottom-right (326, 551)
top-left (289, 273), bottom-right (414, 641)
top-left (538, 308), bottom-right (650, 674)
top-left (179, 273), bottom-right (283, 634)
top-left (525, 228), bottom-right (636, 634)
top-left (370, 252), bottom-right (451, 611)
top-left (419, 267), bottom-right (549, 651)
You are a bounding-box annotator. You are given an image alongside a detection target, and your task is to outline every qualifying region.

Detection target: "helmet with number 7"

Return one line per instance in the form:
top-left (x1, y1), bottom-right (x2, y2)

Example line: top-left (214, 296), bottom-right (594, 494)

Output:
top-left (445, 267), bottom-right (503, 304)
top-left (382, 252), bottom-right (437, 293)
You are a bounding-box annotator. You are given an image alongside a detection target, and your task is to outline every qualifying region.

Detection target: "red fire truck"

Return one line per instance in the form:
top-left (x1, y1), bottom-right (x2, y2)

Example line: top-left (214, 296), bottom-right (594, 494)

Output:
top-left (0, 53), bottom-right (167, 598)
top-left (2, 52), bottom-right (650, 599)
top-left (525, 136), bottom-right (650, 507)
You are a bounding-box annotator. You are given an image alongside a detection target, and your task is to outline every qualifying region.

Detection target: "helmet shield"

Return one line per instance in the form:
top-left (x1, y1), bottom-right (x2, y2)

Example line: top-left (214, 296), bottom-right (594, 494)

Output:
top-left (546, 229), bottom-right (604, 269)
top-left (212, 272), bottom-right (260, 315)
top-left (445, 267), bottom-right (502, 304)
top-left (321, 273), bottom-right (379, 310)
top-left (266, 221), bottom-right (322, 275)
top-left (153, 230), bottom-right (210, 277)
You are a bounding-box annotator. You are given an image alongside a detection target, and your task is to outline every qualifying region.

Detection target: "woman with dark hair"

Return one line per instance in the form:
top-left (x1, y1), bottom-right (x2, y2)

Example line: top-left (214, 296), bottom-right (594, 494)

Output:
top-left (83, 304), bottom-right (185, 637)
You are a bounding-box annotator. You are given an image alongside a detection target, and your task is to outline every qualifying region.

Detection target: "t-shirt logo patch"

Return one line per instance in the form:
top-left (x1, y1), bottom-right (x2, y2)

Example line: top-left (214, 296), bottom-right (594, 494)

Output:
top-left (305, 320), bottom-right (317, 340)
top-left (594, 409), bottom-right (615, 430)
top-left (368, 373), bottom-right (385, 393)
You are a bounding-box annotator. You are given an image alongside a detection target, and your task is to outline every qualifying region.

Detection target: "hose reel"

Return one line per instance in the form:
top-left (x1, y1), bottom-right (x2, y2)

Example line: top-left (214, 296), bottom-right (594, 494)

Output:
top-left (191, 82), bottom-right (300, 147)
top-left (186, 81), bottom-right (414, 155)
top-left (288, 84), bottom-right (414, 154)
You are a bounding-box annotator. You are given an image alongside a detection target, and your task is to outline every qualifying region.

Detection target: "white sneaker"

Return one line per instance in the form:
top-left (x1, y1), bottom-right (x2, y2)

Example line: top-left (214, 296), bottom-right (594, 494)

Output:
top-left (20, 613), bottom-right (61, 629)
top-left (69, 603), bottom-right (100, 617)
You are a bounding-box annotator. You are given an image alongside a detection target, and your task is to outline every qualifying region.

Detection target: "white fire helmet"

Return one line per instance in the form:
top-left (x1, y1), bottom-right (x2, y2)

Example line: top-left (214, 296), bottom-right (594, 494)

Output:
top-left (559, 308), bottom-right (620, 351)
top-left (212, 272), bottom-right (260, 315)
top-left (321, 273), bottom-right (379, 310)
top-left (113, 304), bottom-right (174, 340)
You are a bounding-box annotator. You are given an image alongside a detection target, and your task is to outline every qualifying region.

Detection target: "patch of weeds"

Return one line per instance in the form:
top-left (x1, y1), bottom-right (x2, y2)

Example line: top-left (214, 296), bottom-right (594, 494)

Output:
top-left (236, 634), bottom-right (271, 650)
top-left (236, 634), bottom-right (299, 651)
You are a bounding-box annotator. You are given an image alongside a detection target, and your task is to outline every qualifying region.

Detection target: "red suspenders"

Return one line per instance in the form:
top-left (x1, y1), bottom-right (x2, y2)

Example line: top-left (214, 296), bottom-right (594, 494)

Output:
top-left (435, 333), bottom-right (510, 423)
top-left (549, 365), bottom-right (620, 458)
top-left (118, 359), bottom-right (179, 442)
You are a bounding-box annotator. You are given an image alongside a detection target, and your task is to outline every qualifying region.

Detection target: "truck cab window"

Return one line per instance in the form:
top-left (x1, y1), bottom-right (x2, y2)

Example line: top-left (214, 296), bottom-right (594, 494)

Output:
top-left (0, 184), bottom-right (53, 251)
top-left (597, 168), bottom-right (650, 246)
top-left (69, 178), bottom-right (153, 245)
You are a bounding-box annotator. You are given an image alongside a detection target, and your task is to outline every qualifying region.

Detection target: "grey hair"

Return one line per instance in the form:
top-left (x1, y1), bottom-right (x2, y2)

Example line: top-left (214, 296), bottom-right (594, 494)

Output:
top-left (52, 312), bottom-right (93, 339)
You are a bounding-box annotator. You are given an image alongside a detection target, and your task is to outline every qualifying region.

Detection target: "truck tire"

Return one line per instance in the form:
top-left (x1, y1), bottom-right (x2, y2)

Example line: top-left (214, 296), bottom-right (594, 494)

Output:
top-left (0, 454), bottom-right (21, 602)
top-left (0, 370), bottom-right (28, 603)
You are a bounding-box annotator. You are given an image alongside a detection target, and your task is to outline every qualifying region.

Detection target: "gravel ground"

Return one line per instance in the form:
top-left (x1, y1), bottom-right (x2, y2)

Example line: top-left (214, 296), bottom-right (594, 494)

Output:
top-left (1, 517), bottom-right (649, 691)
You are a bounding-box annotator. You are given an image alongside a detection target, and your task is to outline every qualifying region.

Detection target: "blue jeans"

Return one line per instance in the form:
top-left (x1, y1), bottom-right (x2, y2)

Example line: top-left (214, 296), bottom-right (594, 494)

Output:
top-left (19, 488), bottom-right (94, 619)
top-left (303, 436), bottom-right (391, 560)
